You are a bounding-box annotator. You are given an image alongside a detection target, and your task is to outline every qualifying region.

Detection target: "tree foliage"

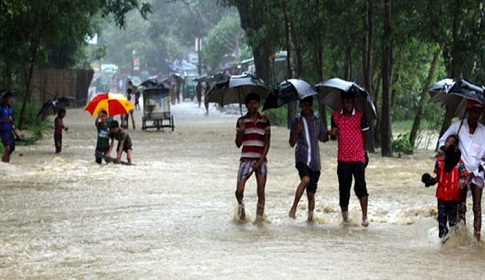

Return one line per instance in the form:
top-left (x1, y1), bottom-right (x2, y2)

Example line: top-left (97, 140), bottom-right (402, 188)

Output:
top-left (202, 14), bottom-right (246, 71)
top-left (1, 0), bottom-right (484, 156)
top-left (0, 0), bottom-right (150, 128)
top-left (100, 0), bottom-right (234, 74)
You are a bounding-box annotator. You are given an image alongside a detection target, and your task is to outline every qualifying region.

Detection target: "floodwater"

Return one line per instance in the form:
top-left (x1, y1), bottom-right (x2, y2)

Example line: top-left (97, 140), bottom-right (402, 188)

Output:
top-left (1, 101), bottom-right (485, 279)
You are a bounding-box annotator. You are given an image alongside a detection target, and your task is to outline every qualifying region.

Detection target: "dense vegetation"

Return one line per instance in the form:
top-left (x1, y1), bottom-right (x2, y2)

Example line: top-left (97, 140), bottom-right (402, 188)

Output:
top-left (1, 0), bottom-right (484, 156)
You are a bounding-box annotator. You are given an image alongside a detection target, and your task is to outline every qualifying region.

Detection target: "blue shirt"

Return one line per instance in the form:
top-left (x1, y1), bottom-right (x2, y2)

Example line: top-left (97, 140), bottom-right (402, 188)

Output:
top-left (290, 112), bottom-right (327, 171)
top-left (0, 104), bottom-right (13, 132)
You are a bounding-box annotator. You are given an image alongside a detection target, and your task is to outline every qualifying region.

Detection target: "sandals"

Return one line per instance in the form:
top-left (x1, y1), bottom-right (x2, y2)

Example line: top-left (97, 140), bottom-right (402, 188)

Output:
top-left (361, 218), bottom-right (369, 227)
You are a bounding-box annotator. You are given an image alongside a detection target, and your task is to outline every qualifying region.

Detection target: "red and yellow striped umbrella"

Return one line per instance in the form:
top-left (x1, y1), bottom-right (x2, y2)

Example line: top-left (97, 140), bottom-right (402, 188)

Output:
top-left (84, 92), bottom-right (134, 117)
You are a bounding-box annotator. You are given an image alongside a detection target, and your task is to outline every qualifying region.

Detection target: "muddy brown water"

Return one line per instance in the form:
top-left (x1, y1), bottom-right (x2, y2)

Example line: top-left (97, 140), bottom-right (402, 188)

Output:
top-left (1, 101), bottom-right (484, 279)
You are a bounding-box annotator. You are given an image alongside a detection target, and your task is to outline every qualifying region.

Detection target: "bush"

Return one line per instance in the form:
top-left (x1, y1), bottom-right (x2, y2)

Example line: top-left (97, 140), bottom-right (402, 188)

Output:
top-left (265, 106), bottom-right (287, 127)
top-left (13, 98), bottom-right (50, 145)
top-left (392, 132), bottom-right (413, 156)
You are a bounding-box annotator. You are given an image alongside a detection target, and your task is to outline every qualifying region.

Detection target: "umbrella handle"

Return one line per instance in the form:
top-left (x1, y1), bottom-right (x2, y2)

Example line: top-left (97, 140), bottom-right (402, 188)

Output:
top-left (457, 108), bottom-right (467, 134)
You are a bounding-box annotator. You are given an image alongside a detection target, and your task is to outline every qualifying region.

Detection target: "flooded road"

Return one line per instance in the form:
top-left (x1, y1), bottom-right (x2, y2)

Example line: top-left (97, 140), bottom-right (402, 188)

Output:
top-left (1, 101), bottom-right (485, 279)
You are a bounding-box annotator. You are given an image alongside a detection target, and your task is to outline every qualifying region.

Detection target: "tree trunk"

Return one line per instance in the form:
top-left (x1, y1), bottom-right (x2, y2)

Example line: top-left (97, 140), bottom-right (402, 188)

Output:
top-left (315, 42), bottom-right (327, 124)
top-left (409, 48), bottom-right (442, 148)
top-left (363, 0), bottom-right (375, 152)
top-left (235, 2), bottom-right (270, 83)
top-left (281, 0), bottom-right (297, 128)
top-left (380, 0), bottom-right (393, 157)
top-left (344, 46), bottom-right (352, 80)
top-left (316, 43), bottom-right (327, 126)
top-left (437, 0), bottom-right (464, 143)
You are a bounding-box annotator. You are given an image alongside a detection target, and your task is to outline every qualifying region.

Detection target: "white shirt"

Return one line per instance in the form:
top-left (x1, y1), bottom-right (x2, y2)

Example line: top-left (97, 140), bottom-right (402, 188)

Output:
top-left (439, 119), bottom-right (485, 178)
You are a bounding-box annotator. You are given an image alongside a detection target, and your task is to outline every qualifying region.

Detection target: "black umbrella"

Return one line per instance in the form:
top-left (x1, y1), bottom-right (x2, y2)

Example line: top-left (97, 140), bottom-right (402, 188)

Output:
top-left (171, 73), bottom-right (185, 84)
top-left (206, 73), bottom-right (270, 106)
top-left (194, 75), bottom-right (211, 83)
top-left (0, 89), bottom-right (16, 99)
top-left (428, 78), bottom-right (485, 118)
top-left (0, 89), bottom-right (18, 105)
top-left (36, 96), bottom-right (75, 121)
top-left (263, 79), bottom-right (317, 110)
top-left (450, 78), bottom-right (485, 103)
top-left (210, 72), bottom-right (230, 83)
top-left (316, 78), bottom-right (377, 120)
top-left (139, 78), bottom-right (159, 89)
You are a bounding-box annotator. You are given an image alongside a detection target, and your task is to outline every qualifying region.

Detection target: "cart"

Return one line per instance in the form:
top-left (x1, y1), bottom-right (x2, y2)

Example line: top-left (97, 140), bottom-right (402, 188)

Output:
top-left (141, 86), bottom-right (174, 131)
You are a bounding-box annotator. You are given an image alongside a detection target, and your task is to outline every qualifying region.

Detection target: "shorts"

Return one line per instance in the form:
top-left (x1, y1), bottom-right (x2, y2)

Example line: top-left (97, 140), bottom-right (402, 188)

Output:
top-left (95, 148), bottom-right (109, 164)
top-left (472, 176), bottom-right (485, 189)
top-left (237, 159), bottom-right (267, 182)
top-left (296, 162), bottom-right (321, 193)
top-left (117, 141), bottom-right (132, 153)
top-left (1, 131), bottom-right (15, 154)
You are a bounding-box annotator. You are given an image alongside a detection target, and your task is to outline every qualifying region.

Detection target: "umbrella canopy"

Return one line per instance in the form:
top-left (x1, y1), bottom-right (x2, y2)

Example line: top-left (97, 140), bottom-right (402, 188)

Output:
top-left (171, 73), bottom-right (185, 84)
top-left (428, 78), bottom-right (485, 118)
top-left (206, 73), bottom-right (270, 106)
top-left (449, 78), bottom-right (485, 103)
top-left (263, 79), bottom-right (317, 110)
top-left (210, 72), bottom-right (230, 83)
top-left (194, 75), bottom-right (211, 83)
top-left (0, 89), bottom-right (16, 99)
top-left (36, 96), bottom-right (75, 121)
top-left (84, 92), bottom-right (134, 117)
top-left (139, 78), bottom-right (171, 91)
top-left (139, 78), bottom-right (159, 89)
top-left (316, 78), bottom-right (377, 120)
top-left (0, 89), bottom-right (17, 105)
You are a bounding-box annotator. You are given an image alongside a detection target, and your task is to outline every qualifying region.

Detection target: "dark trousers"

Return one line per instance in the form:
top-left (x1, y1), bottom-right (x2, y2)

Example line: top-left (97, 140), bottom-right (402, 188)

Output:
top-left (438, 199), bottom-right (457, 238)
top-left (95, 148), bottom-right (109, 164)
top-left (54, 133), bottom-right (62, 153)
top-left (337, 161), bottom-right (368, 208)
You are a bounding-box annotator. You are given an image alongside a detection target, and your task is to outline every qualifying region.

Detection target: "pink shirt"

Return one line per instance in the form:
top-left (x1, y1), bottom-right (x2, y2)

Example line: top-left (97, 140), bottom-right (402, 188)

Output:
top-left (331, 108), bottom-right (369, 163)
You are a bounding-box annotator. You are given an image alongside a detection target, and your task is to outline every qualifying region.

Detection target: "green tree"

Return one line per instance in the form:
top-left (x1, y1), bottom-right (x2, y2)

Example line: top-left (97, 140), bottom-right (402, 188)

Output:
top-left (0, 0), bottom-right (150, 129)
top-left (100, 0), bottom-right (232, 75)
top-left (202, 14), bottom-right (246, 71)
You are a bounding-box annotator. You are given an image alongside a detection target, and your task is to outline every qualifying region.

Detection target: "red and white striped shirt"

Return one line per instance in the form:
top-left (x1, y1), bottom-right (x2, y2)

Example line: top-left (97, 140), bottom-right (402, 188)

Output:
top-left (236, 113), bottom-right (271, 161)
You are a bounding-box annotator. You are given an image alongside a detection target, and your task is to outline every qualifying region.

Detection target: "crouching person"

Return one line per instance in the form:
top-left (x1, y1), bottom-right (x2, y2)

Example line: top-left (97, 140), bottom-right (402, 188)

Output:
top-left (108, 120), bottom-right (132, 164)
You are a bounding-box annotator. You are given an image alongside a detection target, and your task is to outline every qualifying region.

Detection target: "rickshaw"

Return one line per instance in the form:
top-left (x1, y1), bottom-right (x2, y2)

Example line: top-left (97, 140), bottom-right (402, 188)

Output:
top-left (140, 80), bottom-right (174, 131)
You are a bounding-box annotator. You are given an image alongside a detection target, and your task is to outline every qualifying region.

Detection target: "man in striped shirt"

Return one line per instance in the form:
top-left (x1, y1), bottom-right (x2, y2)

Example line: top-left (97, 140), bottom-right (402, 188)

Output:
top-left (288, 96), bottom-right (329, 223)
top-left (235, 93), bottom-right (271, 223)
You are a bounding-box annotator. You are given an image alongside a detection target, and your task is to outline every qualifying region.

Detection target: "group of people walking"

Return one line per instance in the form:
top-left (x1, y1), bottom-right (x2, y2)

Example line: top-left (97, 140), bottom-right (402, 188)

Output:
top-left (234, 91), bottom-right (369, 227)
top-left (234, 91), bottom-right (485, 243)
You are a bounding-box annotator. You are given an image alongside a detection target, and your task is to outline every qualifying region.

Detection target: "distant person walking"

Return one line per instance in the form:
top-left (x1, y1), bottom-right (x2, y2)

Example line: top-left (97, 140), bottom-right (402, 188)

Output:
top-left (196, 81), bottom-right (203, 108)
top-left (0, 91), bottom-right (16, 162)
top-left (54, 108), bottom-right (68, 154)
top-left (121, 80), bottom-right (136, 129)
top-left (234, 93), bottom-right (271, 224)
top-left (204, 82), bottom-right (211, 115)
